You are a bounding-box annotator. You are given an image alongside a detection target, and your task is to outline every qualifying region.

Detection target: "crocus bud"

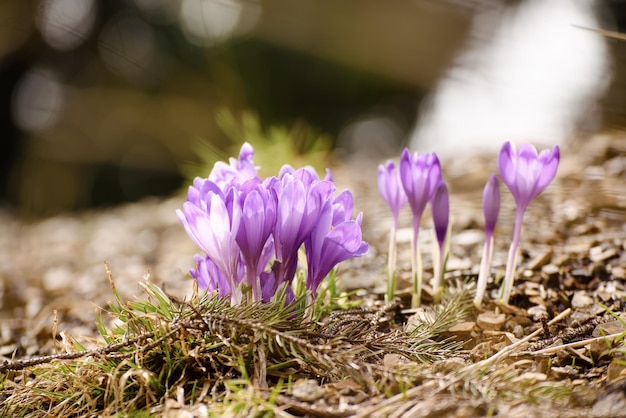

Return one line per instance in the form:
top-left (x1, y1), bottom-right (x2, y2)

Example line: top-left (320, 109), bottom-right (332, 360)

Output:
top-left (378, 160), bottom-right (408, 224)
top-left (430, 180), bottom-right (449, 302)
top-left (430, 180), bottom-right (449, 251)
top-left (482, 174), bottom-right (500, 238)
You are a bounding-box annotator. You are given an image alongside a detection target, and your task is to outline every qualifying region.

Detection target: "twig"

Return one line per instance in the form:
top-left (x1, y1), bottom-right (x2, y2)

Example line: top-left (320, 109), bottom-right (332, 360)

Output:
top-left (0, 325), bottom-right (183, 372)
top-left (572, 24), bottom-right (626, 42)
top-left (529, 332), bottom-right (626, 356)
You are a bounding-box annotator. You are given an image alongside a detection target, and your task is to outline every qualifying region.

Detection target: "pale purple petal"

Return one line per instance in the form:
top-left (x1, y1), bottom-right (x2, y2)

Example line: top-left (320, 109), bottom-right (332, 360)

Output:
top-left (482, 174), bottom-right (500, 237)
top-left (534, 146), bottom-right (560, 194)
top-left (399, 149), bottom-right (442, 218)
top-left (378, 160), bottom-right (407, 222)
top-left (191, 255), bottom-right (232, 298)
top-left (497, 141), bottom-right (516, 188)
top-left (498, 141), bottom-right (560, 212)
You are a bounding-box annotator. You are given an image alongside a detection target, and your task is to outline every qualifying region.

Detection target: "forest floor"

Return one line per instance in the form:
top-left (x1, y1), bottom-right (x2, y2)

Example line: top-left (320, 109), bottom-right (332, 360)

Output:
top-left (0, 134), bottom-right (625, 417)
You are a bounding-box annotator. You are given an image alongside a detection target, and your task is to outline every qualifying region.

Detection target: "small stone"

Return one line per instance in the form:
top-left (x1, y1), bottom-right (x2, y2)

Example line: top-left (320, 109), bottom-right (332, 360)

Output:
top-left (528, 249), bottom-right (553, 270)
top-left (541, 264), bottom-right (560, 282)
top-left (495, 302), bottom-right (529, 317)
top-left (589, 339), bottom-right (612, 362)
top-left (512, 324), bottom-right (524, 338)
top-left (449, 321), bottom-right (476, 333)
top-left (476, 311), bottom-right (506, 331)
top-left (571, 268), bottom-right (592, 280)
top-left (383, 353), bottom-right (410, 369)
top-left (524, 281), bottom-right (541, 296)
top-left (590, 248), bottom-right (618, 263)
top-left (445, 257), bottom-right (472, 271)
top-left (569, 309), bottom-right (596, 326)
top-left (607, 359), bottom-right (626, 382)
top-left (612, 266), bottom-right (626, 280)
top-left (292, 379), bottom-right (324, 402)
top-left (549, 366), bottom-right (579, 379)
top-left (571, 291), bottom-right (594, 308)
top-left (592, 320), bottom-right (626, 337)
top-left (527, 305), bottom-right (548, 320)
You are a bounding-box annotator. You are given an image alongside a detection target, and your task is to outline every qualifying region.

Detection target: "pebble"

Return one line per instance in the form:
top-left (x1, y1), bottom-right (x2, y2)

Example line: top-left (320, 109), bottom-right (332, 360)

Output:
top-left (541, 264), bottom-right (560, 281)
top-left (591, 248), bottom-right (618, 263)
top-left (607, 359), bottom-right (626, 382)
top-left (570, 268), bottom-right (591, 278)
top-left (571, 291), bottom-right (594, 308)
top-left (569, 309), bottom-right (596, 326)
top-left (612, 266), bottom-right (626, 280)
top-left (292, 379), bottom-right (325, 402)
top-left (592, 320), bottom-right (626, 337)
top-left (527, 249), bottom-right (553, 270)
top-left (512, 324), bottom-right (525, 338)
top-left (448, 321), bottom-right (476, 333)
top-left (527, 305), bottom-right (548, 320)
top-left (476, 311), bottom-right (506, 331)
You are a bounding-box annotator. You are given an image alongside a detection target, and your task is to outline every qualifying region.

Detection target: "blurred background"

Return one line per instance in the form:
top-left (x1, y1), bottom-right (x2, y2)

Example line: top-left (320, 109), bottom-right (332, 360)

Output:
top-left (0, 0), bottom-right (624, 216)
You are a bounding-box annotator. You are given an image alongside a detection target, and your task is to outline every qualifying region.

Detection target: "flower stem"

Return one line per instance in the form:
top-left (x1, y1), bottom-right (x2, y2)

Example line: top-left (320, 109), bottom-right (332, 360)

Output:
top-left (474, 234), bottom-right (493, 307)
top-left (432, 241), bottom-right (445, 304)
top-left (246, 268), bottom-right (260, 302)
top-left (411, 216), bottom-right (422, 308)
top-left (386, 221), bottom-right (398, 303)
top-left (501, 208), bottom-right (525, 304)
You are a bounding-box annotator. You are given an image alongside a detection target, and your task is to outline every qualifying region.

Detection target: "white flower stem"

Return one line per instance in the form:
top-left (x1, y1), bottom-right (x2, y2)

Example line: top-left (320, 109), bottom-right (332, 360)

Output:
top-left (432, 223), bottom-right (450, 303)
top-left (474, 234), bottom-right (493, 307)
top-left (411, 216), bottom-right (423, 308)
top-left (386, 221), bottom-right (398, 303)
top-left (431, 237), bottom-right (441, 298)
top-left (501, 209), bottom-right (525, 304)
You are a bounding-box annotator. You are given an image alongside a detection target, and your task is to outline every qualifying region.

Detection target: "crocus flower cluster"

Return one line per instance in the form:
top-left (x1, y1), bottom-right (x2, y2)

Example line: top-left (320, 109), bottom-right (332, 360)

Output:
top-left (379, 141), bottom-right (559, 308)
top-left (178, 143), bottom-right (369, 306)
top-left (379, 149), bottom-right (445, 307)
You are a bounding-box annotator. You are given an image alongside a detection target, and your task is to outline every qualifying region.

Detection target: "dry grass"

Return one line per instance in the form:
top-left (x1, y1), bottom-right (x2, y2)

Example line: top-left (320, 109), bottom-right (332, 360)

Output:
top-left (0, 266), bottom-right (478, 417)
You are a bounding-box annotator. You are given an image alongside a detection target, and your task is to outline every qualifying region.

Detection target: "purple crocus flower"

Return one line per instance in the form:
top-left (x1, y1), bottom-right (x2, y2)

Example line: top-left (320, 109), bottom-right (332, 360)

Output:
top-left (209, 142), bottom-right (258, 190)
top-left (278, 165), bottom-right (333, 184)
top-left (179, 142), bottom-right (368, 308)
top-left (191, 254), bottom-right (233, 298)
top-left (378, 160), bottom-right (408, 302)
top-left (474, 174), bottom-right (501, 307)
top-left (305, 192), bottom-right (368, 295)
top-left (429, 180), bottom-right (449, 301)
top-left (498, 141), bottom-right (560, 303)
top-left (177, 187), bottom-right (244, 304)
top-left (235, 178), bottom-right (277, 301)
top-left (271, 173), bottom-right (334, 293)
top-left (399, 149), bottom-right (442, 307)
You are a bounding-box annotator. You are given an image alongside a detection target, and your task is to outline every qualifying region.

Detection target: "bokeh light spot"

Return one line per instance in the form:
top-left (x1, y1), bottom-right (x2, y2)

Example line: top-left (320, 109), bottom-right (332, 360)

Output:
top-left (179, 0), bottom-right (260, 46)
top-left (98, 15), bottom-right (160, 83)
top-left (37, 0), bottom-right (97, 51)
top-left (12, 68), bottom-right (65, 133)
